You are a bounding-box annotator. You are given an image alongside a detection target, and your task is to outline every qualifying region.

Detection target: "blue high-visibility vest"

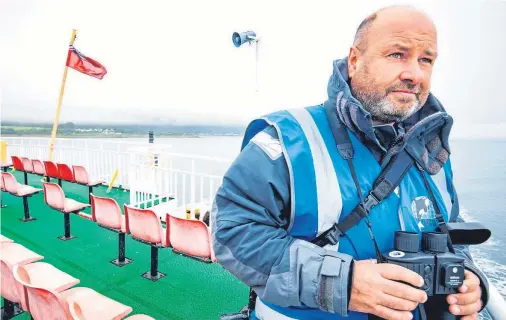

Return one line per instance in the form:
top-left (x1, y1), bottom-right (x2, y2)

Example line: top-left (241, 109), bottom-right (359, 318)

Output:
top-left (242, 105), bottom-right (455, 320)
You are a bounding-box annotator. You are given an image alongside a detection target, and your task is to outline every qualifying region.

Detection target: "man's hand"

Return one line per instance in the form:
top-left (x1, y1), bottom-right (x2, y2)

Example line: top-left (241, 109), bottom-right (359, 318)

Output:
top-left (349, 259), bottom-right (428, 320)
top-left (447, 270), bottom-right (482, 319)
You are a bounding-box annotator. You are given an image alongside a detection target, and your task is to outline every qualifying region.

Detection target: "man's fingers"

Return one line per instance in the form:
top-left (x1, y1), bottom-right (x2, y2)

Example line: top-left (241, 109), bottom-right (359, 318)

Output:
top-left (460, 273), bottom-right (480, 293)
top-left (379, 264), bottom-right (424, 287)
top-left (461, 313), bottom-right (478, 320)
top-left (382, 279), bottom-right (427, 303)
top-left (372, 305), bottom-right (413, 320)
top-left (380, 293), bottom-right (419, 311)
top-left (449, 300), bottom-right (483, 316)
top-left (448, 290), bottom-right (481, 306)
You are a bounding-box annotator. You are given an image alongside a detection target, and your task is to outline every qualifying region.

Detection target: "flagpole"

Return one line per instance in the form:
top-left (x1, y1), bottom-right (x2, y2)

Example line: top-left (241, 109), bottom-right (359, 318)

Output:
top-left (48, 29), bottom-right (77, 161)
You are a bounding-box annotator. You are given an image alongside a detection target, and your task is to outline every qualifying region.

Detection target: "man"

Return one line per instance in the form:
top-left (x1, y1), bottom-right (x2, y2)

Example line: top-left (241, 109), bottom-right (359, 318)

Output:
top-left (212, 5), bottom-right (488, 320)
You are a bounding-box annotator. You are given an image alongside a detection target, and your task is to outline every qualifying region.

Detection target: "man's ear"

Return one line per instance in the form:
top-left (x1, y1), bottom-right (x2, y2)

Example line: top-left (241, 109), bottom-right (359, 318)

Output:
top-left (348, 46), bottom-right (361, 79)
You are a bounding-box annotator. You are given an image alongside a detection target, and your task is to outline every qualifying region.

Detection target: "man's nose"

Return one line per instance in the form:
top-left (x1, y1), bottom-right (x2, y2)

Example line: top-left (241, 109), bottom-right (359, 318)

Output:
top-left (399, 60), bottom-right (424, 85)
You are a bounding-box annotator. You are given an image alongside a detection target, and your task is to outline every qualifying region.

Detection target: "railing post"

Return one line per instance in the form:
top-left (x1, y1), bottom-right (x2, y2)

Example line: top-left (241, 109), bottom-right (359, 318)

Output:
top-left (84, 140), bottom-right (90, 170)
top-left (174, 172), bottom-right (178, 205)
top-left (200, 176), bottom-right (204, 204)
top-left (128, 152), bottom-right (136, 205)
top-left (182, 173), bottom-right (186, 209)
top-left (209, 180), bottom-right (214, 206)
top-left (170, 160), bottom-right (173, 195)
top-left (191, 160), bottom-right (196, 203)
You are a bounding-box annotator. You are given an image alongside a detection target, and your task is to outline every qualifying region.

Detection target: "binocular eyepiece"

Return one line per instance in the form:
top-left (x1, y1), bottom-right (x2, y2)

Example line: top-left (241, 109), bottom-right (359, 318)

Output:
top-left (394, 231), bottom-right (448, 253)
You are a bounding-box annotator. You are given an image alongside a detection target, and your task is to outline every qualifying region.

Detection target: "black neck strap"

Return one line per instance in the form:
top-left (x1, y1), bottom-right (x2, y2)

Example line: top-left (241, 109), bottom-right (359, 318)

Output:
top-left (315, 102), bottom-right (454, 251)
top-left (314, 103), bottom-right (413, 247)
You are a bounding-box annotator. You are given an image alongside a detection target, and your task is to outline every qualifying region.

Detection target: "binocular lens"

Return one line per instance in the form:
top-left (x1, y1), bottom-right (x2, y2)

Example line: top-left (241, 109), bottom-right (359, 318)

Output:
top-left (422, 232), bottom-right (447, 253)
top-left (394, 231), bottom-right (419, 253)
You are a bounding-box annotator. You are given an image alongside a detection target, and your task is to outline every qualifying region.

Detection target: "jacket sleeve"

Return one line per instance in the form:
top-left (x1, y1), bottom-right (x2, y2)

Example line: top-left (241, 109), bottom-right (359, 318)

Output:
top-left (211, 126), bottom-right (354, 315)
top-left (447, 166), bottom-right (489, 311)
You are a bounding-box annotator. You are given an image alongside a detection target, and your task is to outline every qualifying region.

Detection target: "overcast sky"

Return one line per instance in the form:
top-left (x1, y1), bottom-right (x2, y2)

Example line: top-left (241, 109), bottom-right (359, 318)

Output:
top-left (1, 0), bottom-right (505, 138)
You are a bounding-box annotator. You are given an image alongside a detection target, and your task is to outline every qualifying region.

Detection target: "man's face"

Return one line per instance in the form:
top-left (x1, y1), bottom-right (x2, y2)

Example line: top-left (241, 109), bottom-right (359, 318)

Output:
top-left (348, 10), bottom-right (438, 123)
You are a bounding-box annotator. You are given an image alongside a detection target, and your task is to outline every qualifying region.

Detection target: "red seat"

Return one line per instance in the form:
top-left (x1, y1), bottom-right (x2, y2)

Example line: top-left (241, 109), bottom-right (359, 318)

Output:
top-left (13, 262), bottom-right (80, 313)
top-left (11, 156), bottom-right (24, 171)
top-left (13, 282), bottom-right (132, 320)
top-left (31, 160), bottom-right (46, 177)
top-left (43, 182), bottom-right (90, 241)
top-left (124, 204), bottom-right (169, 281)
top-left (21, 158), bottom-right (34, 173)
top-left (11, 156), bottom-right (28, 184)
top-left (167, 214), bottom-right (216, 263)
top-left (1, 172), bottom-right (41, 222)
top-left (73, 165), bottom-right (105, 204)
top-left (0, 242), bottom-right (44, 318)
top-left (90, 194), bottom-right (133, 267)
top-left (57, 163), bottom-right (75, 186)
top-left (72, 166), bottom-right (104, 187)
top-left (43, 161), bottom-right (59, 183)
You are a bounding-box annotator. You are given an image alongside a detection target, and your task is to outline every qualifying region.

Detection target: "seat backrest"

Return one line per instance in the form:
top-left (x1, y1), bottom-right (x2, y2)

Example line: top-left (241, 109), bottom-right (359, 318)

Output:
top-left (1, 242), bottom-right (43, 308)
top-left (1, 260), bottom-right (22, 303)
top-left (11, 264), bottom-right (31, 311)
top-left (15, 272), bottom-right (71, 320)
top-left (21, 157), bottom-right (34, 172)
top-left (124, 205), bottom-right (165, 245)
top-left (1, 172), bottom-right (19, 194)
top-left (72, 165), bottom-right (89, 184)
top-left (43, 182), bottom-right (65, 210)
top-left (90, 194), bottom-right (123, 230)
top-left (11, 156), bottom-right (24, 171)
top-left (32, 160), bottom-right (46, 176)
top-left (168, 214), bottom-right (211, 259)
top-left (57, 163), bottom-right (75, 182)
top-left (43, 161), bottom-right (59, 178)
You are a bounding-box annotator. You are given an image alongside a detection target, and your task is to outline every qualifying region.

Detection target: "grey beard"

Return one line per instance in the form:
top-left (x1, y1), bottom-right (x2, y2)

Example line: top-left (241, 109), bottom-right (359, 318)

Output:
top-left (352, 88), bottom-right (422, 123)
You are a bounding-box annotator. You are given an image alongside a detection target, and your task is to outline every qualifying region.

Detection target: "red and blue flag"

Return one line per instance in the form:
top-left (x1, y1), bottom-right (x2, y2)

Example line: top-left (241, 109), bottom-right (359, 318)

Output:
top-left (66, 45), bottom-right (107, 79)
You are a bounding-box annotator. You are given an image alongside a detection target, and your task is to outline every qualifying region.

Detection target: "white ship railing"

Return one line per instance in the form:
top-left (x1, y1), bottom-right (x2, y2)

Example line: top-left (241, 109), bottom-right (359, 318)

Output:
top-left (128, 149), bottom-right (230, 213)
top-left (2, 137), bottom-right (171, 188)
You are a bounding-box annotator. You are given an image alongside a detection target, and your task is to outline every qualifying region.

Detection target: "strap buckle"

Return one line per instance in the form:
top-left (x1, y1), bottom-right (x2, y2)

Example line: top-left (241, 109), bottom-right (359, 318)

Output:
top-left (324, 224), bottom-right (343, 246)
top-left (362, 193), bottom-right (380, 212)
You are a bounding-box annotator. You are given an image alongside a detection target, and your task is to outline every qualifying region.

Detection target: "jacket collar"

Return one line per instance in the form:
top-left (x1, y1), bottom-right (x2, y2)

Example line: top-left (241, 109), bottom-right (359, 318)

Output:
top-left (324, 58), bottom-right (451, 154)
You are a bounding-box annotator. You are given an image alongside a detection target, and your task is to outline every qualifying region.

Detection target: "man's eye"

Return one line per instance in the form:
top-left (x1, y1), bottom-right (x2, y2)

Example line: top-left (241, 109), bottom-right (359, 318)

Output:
top-left (420, 57), bottom-right (433, 64)
top-left (389, 52), bottom-right (403, 59)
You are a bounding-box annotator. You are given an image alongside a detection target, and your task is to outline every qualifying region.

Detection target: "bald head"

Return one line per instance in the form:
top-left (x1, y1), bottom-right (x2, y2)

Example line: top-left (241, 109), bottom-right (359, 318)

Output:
top-left (347, 5), bottom-right (438, 123)
top-left (353, 6), bottom-right (437, 52)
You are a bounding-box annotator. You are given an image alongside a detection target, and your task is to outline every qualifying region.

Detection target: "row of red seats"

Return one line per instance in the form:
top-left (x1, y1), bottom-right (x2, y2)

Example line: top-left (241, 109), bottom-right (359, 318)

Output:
top-left (43, 187), bottom-right (217, 281)
top-left (121, 204), bottom-right (217, 281)
top-left (10, 155), bottom-right (104, 204)
top-left (0, 235), bottom-right (154, 320)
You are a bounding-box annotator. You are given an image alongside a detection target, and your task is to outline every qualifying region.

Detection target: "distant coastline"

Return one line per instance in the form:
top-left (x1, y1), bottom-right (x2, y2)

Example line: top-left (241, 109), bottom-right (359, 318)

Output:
top-left (0, 122), bottom-right (245, 139)
top-left (0, 133), bottom-right (204, 139)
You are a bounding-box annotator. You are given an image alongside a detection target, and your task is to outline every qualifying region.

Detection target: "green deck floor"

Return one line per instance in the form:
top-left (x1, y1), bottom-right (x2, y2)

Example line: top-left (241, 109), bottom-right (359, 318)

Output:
top-left (1, 170), bottom-right (248, 319)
